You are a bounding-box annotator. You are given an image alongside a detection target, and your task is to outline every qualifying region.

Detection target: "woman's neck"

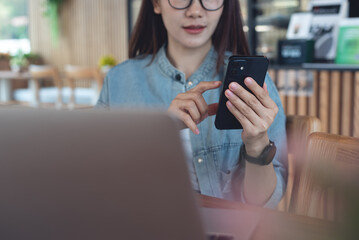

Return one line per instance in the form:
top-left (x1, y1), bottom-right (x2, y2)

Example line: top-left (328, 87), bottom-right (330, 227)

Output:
top-left (166, 42), bottom-right (212, 79)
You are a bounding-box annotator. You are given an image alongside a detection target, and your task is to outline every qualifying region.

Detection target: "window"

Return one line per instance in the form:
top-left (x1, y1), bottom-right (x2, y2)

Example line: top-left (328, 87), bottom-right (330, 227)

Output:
top-left (0, 0), bottom-right (30, 55)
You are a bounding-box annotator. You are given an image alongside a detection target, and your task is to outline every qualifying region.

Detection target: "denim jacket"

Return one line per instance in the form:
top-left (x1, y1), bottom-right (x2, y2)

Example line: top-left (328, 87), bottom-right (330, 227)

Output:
top-left (97, 46), bottom-right (288, 208)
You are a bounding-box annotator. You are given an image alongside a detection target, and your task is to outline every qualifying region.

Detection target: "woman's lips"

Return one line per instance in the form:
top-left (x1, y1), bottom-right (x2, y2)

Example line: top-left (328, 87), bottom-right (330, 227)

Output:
top-left (183, 25), bottom-right (206, 34)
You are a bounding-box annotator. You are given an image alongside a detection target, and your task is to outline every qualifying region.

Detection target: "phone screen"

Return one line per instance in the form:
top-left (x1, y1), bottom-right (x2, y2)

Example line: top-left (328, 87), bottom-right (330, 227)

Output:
top-left (214, 56), bottom-right (269, 130)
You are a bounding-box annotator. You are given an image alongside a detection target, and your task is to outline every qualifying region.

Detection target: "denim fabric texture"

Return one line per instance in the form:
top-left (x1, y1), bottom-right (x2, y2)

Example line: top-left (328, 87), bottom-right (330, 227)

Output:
top-left (96, 46), bottom-right (288, 208)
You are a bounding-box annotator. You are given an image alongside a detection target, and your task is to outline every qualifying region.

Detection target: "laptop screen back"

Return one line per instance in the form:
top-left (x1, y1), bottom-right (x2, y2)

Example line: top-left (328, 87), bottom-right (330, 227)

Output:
top-left (0, 108), bottom-right (205, 240)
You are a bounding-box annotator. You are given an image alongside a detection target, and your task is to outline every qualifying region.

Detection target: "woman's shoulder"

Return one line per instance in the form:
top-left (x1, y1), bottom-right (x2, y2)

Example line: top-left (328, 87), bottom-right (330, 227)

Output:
top-left (107, 55), bottom-right (153, 78)
top-left (112, 55), bottom-right (153, 71)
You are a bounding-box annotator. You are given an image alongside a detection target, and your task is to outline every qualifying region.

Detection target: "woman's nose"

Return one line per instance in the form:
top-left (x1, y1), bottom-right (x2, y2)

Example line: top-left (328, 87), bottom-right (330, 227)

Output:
top-left (185, 0), bottom-right (204, 18)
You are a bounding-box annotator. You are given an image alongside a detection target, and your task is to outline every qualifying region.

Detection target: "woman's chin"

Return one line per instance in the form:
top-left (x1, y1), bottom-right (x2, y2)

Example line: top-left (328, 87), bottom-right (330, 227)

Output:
top-left (181, 40), bottom-right (212, 50)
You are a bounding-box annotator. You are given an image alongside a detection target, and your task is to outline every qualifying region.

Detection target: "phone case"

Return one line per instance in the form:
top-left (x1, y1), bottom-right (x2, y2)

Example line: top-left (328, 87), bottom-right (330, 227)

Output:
top-left (215, 56), bottom-right (269, 130)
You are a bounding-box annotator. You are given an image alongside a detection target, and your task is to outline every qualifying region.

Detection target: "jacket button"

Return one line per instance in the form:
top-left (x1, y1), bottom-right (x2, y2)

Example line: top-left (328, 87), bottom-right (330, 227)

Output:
top-left (175, 74), bottom-right (181, 81)
top-left (198, 158), bottom-right (203, 163)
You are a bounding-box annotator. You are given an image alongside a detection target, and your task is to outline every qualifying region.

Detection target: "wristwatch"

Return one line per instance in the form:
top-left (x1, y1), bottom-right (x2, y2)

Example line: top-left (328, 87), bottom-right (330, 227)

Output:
top-left (240, 140), bottom-right (276, 166)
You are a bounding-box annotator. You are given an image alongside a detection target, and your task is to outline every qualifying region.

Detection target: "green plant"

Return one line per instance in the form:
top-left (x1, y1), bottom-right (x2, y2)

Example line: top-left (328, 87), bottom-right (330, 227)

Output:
top-left (99, 55), bottom-right (117, 67)
top-left (10, 51), bottom-right (28, 67)
top-left (44, 0), bottom-right (66, 46)
top-left (24, 52), bottom-right (43, 64)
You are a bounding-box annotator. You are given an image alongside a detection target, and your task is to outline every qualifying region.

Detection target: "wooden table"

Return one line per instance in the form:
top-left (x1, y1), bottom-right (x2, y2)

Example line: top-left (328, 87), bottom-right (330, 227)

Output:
top-left (199, 194), bottom-right (342, 240)
top-left (0, 70), bottom-right (104, 107)
top-left (0, 71), bottom-right (31, 102)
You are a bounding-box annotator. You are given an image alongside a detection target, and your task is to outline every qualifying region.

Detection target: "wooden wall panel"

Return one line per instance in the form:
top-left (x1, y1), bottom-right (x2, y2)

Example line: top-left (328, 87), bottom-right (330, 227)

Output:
top-left (354, 72), bottom-right (359, 138)
top-left (296, 70), bottom-right (307, 116)
top-left (277, 70), bottom-right (287, 111)
top-left (270, 68), bottom-right (358, 137)
top-left (341, 72), bottom-right (352, 136)
top-left (319, 71), bottom-right (330, 133)
top-left (309, 71), bottom-right (318, 117)
top-left (286, 70), bottom-right (296, 115)
top-left (29, 0), bottom-right (128, 71)
top-left (330, 71), bottom-right (340, 134)
top-left (268, 69), bottom-right (276, 84)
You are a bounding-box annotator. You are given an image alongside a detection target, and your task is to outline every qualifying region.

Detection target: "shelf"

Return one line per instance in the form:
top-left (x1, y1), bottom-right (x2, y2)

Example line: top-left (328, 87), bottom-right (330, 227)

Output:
top-left (302, 63), bottom-right (359, 71)
top-left (269, 63), bottom-right (359, 71)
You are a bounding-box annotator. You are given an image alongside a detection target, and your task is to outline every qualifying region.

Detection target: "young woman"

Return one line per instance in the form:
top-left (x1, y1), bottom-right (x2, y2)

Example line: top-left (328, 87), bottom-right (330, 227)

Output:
top-left (97, 0), bottom-right (287, 208)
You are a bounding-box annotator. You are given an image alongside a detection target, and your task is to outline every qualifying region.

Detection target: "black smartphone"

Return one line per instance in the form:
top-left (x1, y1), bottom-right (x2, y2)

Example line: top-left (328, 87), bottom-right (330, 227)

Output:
top-left (215, 56), bottom-right (269, 130)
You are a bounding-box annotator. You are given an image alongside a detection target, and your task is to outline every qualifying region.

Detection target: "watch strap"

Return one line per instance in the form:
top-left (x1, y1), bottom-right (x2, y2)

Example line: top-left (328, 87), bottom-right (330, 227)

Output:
top-left (241, 140), bottom-right (276, 166)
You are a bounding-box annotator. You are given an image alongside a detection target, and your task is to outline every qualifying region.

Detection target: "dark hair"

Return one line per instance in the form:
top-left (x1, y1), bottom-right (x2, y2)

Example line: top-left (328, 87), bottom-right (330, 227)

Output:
top-left (129, 0), bottom-right (250, 71)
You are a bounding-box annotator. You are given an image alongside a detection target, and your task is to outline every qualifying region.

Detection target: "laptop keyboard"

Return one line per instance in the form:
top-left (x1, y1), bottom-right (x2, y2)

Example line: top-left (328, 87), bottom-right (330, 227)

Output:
top-left (207, 234), bottom-right (234, 240)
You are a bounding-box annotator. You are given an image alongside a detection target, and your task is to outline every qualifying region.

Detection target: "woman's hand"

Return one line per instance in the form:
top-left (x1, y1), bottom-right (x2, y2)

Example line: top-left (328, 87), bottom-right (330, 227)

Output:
top-left (225, 77), bottom-right (278, 156)
top-left (168, 81), bottom-right (222, 134)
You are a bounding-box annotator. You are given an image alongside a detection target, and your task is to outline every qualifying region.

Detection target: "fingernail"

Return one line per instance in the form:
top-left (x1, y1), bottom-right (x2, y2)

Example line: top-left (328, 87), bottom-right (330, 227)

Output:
top-left (245, 78), bottom-right (253, 85)
top-left (195, 129), bottom-right (200, 135)
top-left (225, 90), bottom-right (233, 98)
top-left (229, 83), bottom-right (238, 90)
top-left (226, 101), bottom-right (233, 108)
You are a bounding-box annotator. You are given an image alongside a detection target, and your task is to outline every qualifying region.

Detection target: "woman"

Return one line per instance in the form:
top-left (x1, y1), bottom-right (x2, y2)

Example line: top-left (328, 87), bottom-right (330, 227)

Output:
top-left (97, 0), bottom-right (287, 208)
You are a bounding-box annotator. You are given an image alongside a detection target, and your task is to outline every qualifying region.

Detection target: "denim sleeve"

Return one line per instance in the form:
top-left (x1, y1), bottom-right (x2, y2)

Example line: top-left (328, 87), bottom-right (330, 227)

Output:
top-left (96, 74), bottom-right (110, 109)
top-left (238, 73), bottom-right (288, 209)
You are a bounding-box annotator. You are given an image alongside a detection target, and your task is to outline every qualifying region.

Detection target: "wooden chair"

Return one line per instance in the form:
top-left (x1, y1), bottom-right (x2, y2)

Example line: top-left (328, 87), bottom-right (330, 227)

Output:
top-left (277, 115), bottom-right (321, 212)
top-left (28, 65), bottom-right (63, 108)
top-left (64, 65), bottom-right (103, 109)
top-left (289, 132), bottom-right (359, 221)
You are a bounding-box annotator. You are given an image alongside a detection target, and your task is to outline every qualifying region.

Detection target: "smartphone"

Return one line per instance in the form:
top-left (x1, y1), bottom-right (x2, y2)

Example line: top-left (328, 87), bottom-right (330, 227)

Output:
top-left (215, 56), bottom-right (269, 130)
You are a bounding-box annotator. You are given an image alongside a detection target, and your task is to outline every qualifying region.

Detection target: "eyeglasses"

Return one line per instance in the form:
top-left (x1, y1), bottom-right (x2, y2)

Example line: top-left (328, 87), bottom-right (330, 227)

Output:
top-left (168, 0), bottom-right (224, 11)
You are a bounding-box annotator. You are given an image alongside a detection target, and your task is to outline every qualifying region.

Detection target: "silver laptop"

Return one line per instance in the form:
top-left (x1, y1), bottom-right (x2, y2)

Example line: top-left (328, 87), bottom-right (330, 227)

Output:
top-left (0, 108), bottom-right (206, 240)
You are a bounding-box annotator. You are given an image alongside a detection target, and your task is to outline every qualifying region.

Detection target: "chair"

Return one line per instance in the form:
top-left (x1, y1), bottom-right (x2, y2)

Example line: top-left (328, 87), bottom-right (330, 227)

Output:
top-left (29, 65), bottom-right (62, 108)
top-left (64, 65), bottom-right (103, 109)
top-left (13, 65), bottom-right (63, 108)
top-left (277, 115), bottom-right (322, 212)
top-left (289, 132), bottom-right (359, 221)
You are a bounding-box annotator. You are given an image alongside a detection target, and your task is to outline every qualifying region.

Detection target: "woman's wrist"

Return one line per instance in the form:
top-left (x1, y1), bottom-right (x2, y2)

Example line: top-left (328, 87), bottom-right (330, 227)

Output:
top-left (244, 134), bottom-right (270, 157)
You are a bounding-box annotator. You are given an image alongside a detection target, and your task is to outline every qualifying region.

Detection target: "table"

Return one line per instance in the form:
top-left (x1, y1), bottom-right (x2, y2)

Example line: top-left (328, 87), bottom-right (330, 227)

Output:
top-left (0, 71), bottom-right (31, 102)
top-left (199, 194), bottom-right (342, 240)
top-left (0, 70), bottom-right (104, 107)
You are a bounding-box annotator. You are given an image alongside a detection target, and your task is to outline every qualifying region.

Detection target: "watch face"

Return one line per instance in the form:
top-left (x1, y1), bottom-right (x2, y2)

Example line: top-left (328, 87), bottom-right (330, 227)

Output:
top-left (264, 143), bottom-right (276, 165)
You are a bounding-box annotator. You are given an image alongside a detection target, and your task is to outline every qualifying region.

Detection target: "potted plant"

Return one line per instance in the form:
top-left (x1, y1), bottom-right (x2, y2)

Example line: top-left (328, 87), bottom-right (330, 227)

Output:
top-left (10, 51), bottom-right (28, 73)
top-left (0, 53), bottom-right (11, 70)
top-left (98, 55), bottom-right (117, 74)
top-left (24, 52), bottom-right (43, 65)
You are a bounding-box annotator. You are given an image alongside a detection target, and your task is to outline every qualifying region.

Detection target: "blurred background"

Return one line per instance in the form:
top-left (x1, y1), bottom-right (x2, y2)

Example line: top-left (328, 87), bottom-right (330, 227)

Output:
top-left (0, 0), bottom-right (358, 138)
top-left (0, 2), bottom-right (359, 236)
top-left (1, 0), bottom-right (358, 66)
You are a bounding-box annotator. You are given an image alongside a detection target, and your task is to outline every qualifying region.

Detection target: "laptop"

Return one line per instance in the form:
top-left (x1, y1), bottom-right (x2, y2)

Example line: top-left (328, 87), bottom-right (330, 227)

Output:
top-left (0, 108), bottom-right (259, 240)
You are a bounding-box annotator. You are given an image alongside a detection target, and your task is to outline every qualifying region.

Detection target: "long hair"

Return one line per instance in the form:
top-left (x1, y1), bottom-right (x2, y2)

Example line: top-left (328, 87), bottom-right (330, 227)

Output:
top-left (129, 0), bottom-right (250, 71)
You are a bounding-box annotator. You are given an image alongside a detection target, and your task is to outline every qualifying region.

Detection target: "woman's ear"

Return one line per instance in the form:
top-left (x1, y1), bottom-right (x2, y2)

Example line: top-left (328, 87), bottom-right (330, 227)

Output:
top-left (152, 0), bottom-right (161, 14)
